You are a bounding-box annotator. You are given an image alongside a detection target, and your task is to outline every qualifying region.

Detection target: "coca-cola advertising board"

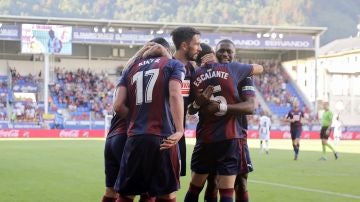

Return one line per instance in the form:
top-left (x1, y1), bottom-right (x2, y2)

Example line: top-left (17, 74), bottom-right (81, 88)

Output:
top-left (0, 129), bottom-right (359, 140)
top-left (0, 129), bottom-right (103, 138)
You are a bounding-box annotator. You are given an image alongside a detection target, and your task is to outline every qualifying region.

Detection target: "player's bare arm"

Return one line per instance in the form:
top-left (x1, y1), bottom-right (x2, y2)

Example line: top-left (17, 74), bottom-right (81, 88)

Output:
top-left (160, 79), bottom-right (184, 150)
top-left (284, 115), bottom-right (295, 123)
top-left (250, 64), bottom-right (263, 75)
top-left (113, 86), bottom-right (129, 119)
top-left (200, 76), bottom-right (257, 116)
top-left (300, 117), bottom-right (305, 125)
top-left (227, 96), bottom-right (256, 115)
top-left (142, 44), bottom-right (172, 59)
top-left (200, 97), bottom-right (255, 116)
top-left (123, 42), bottom-right (157, 70)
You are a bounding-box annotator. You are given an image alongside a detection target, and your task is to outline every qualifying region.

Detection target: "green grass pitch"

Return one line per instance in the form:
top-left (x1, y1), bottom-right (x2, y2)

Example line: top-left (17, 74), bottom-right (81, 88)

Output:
top-left (0, 139), bottom-right (359, 202)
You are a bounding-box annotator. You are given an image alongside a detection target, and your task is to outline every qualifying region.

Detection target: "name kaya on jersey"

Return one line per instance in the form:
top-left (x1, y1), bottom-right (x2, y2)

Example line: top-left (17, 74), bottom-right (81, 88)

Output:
top-left (138, 58), bottom-right (161, 66)
top-left (193, 69), bottom-right (229, 87)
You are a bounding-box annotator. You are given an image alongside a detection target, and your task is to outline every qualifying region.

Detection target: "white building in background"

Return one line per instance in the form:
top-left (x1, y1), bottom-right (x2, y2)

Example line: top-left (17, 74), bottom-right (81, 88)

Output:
top-left (282, 36), bottom-right (360, 125)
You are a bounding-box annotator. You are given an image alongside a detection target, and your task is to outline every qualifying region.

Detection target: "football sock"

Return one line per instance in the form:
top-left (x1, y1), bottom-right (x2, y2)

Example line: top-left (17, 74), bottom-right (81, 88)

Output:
top-left (325, 143), bottom-right (336, 153)
top-left (296, 143), bottom-right (300, 155)
top-left (184, 183), bottom-right (203, 202)
top-left (236, 191), bottom-right (249, 202)
top-left (102, 196), bottom-right (117, 202)
top-left (115, 194), bottom-right (133, 202)
top-left (293, 144), bottom-right (299, 155)
top-left (140, 194), bottom-right (155, 202)
top-left (204, 189), bottom-right (218, 202)
top-left (219, 188), bottom-right (234, 202)
top-left (265, 141), bottom-right (269, 152)
top-left (205, 174), bottom-right (218, 202)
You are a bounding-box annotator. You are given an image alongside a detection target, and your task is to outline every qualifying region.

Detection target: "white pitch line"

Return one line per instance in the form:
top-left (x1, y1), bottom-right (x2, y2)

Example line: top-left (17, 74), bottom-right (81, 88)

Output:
top-left (249, 179), bottom-right (360, 200)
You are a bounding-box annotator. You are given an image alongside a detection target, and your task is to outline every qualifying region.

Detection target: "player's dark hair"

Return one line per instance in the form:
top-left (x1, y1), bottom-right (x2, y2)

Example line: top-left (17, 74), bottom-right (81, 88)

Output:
top-left (195, 43), bottom-right (214, 66)
top-left (149, 37), bottom-right (170, 49)
top-left (217, 39), bottom-right (235, 46)
top-left (171, 26), bottom-right (201, 50)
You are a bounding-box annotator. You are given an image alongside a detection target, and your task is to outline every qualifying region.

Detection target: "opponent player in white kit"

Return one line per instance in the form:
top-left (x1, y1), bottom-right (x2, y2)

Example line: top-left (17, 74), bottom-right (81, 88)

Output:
top-left (259, 112), bottom-right (271, 154)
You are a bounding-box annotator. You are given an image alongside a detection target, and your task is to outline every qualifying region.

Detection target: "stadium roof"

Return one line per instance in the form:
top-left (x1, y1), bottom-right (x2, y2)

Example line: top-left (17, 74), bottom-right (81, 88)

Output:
top-left (0, 15), bottom-right (326, 36)
top-left (319, 36), bottom-right (360, 57)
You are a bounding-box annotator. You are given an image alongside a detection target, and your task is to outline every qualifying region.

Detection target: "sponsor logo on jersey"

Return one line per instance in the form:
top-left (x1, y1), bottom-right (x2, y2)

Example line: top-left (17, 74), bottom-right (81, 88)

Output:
top-left (181, 80), bottom-right (190, 97)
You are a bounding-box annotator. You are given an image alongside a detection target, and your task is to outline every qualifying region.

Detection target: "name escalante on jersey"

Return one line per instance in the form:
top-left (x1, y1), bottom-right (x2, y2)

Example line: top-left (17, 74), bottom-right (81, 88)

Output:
top-left (193, 69), bottom-right (229, 87)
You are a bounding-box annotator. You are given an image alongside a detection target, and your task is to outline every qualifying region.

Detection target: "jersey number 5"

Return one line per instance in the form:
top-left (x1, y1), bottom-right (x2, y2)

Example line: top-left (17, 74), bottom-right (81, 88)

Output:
top-left (132, 69), bottom-right (159, 105)
top-left (210, 85), bottom-right (228, 116)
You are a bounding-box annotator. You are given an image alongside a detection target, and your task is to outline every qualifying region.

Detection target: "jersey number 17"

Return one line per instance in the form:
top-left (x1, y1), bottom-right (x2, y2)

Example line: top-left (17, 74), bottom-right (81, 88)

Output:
top-left (132, 69), bottom-right (159, 105)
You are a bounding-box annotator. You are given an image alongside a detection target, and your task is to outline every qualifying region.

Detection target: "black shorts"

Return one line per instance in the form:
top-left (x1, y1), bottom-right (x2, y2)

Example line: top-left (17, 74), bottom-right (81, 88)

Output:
top-left (191, 139), bottom-right (243, 175)
top-left (290, 128), bottom-right (302, 140)
top-left (320, 126), bottom-right (330, 139)
top-left (115, 135), bottom-right (180, 196)
top-left (104, 134), bottom-right (127, 188)
top-left (178, 135), bottom-right (186, 176)
top-left (242, 141), bottom-right (253, 174)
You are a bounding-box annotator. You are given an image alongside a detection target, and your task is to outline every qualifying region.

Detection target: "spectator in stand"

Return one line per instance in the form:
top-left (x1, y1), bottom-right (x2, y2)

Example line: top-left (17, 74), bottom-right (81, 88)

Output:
top-left (29, 106), bottom-right (36, 122)
top-left (25, 106), bottom-right (31, 121)
top-left (51, 67), bottom-right (116, 121)
top-left (10, 68), bottom-right (36, 86)
top-left (0, 111), bottom-right (6, 120)
top-left (55, 110), bottom-right (64, 129)
top-left (11, 111), bottom-right (16, 122)
top-left (0, 79), bottom-right (8, 90)
top-left (252, 59), bottom-right (294, 108)
top-left (238, 59), bottom-right (313, 125)
top-left (68, 101), bottom-right (77, 112)
top-left (0, 94), bottom-right (6, 107)
top-left (15, 102), bottom-right (24, 121)
top-left (8, 68), bottom-right (41, 122)
top-left (0, 89), bottom-right (7, 120)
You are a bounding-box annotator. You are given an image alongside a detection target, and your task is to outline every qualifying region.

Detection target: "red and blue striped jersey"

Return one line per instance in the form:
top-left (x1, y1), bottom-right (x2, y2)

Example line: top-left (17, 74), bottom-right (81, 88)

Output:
top-left (106, 113), bottom-right (127, 138)
top-left (120, 56), bottom-right (185, 137)
top-left (287, 109), bottom-right (304, 130)
top-left (182, 62), bottom-right (195, 112)
top-left (191, 62), bottom-right (253, 143)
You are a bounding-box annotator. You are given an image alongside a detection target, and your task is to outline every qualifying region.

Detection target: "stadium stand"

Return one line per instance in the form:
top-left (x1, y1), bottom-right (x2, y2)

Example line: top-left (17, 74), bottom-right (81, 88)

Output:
top-left (49, 67), bottom-right (115, 122)
top-left (4, 60), bottom-right (317, 130)
top-left (248, 59), bottom-right (309, 118)
top-left (8, 69), bottom-right (44, 123)
top-left (0, 76), bottom-right (8, 120)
